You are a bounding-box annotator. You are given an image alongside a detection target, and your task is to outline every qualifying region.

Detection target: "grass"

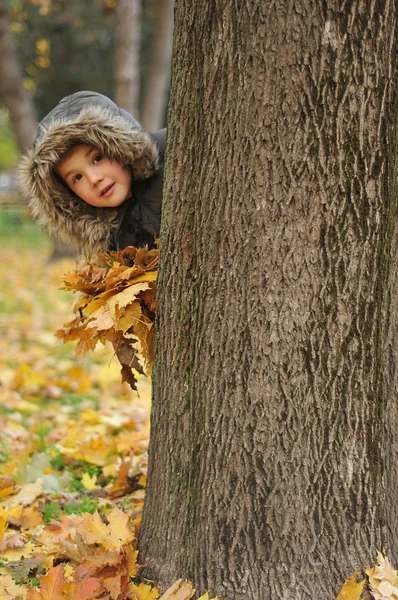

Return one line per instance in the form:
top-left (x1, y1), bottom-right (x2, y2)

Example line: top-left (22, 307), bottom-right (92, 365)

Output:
top-left (0, 207), bottom-right (51, 250)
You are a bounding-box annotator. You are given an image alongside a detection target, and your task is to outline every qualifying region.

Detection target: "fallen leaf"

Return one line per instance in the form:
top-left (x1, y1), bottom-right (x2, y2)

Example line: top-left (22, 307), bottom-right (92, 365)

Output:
top-left (26, 564), bottom-right (66, 600)
top-left (3, 479), bottom-right (43, 507)
top-left (335, 570), bottom-right (366, 600)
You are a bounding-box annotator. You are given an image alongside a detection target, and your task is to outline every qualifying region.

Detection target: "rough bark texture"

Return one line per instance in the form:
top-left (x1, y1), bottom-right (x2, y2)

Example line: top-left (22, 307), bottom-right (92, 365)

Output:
top-left (140, 0), bottom-right (174, 132)
top-left (114, 0), bottom-right (141, 117)
top-left (0, 1), bottom-right (36, 154)
top-left (140, 2), bottom-right (398, 599)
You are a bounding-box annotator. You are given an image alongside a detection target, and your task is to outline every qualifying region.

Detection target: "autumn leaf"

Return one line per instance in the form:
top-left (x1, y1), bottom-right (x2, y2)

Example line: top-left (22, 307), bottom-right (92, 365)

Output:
top-left (77, 508), bottom-right (134, 551)
top-left (81, 472), bottom-right (98, 490)
top-left (3, 479), bottom-right (43, 507)
top-left (26, 564), bottom-right (66, 600)
top-left (158, 580), bottom-right (194, 600)
top-left (0, 574), bottom-right (28, 600)
top-left (63, 577), bottom-right (99, 600)
top-left (0, 506), bottom-right (8, 541)
top-left (335, 570), bottom-right (367, 600)
top-left (128, 581), bottom-right (160, 600)
top-left (366, 552), bottom-right (398, 600)
top-left (56, 245), bottom-right (158, 389)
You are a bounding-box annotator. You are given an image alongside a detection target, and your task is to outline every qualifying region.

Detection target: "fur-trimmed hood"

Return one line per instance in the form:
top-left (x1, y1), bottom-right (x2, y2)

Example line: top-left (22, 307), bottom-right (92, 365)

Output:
top-left (18, 91), bottom-right (159, 254)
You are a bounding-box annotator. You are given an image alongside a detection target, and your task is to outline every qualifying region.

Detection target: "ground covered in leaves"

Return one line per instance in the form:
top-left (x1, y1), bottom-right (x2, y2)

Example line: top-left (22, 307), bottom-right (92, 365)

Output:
top-left (2, 219), bottom-right (398, 600)
top-left (0, 222), bottom-right (182, 600)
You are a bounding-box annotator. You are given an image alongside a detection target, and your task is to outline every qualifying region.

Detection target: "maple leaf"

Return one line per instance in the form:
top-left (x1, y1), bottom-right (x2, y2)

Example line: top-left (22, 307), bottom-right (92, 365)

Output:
top-left (77, 508), bottom-right (134, 551)
top-left (157, 580), bottom-right (195, 600)
top-left (335, 570), bottom-right (366, 600)
top-left (0, 574), bottom-right (28, 600)
top-left (366, 552), bottom-right (398, 600)
top-left (0, 475), bottom-right (16, 499)
top-left (128, 581), bottom-right (160, 600)
top-left (64, 577), bottom-right (99, 600)
top-left (103, 573), bottom-right (123, 600)
top-left (0, 505), bottom-right (8, 541)
top-left (26, 564), bottom-right (66, 600)
top-left (3, 479), bottom-right (43, 507)
top-left (74, 549), bottom-right (123, 578)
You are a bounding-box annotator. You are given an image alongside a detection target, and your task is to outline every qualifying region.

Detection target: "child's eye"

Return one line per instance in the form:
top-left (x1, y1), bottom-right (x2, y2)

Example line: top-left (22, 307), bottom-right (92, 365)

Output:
top-left (73, 174), bottom-right (82, 184)
top-left (93, 154), bottom-right (102, 164)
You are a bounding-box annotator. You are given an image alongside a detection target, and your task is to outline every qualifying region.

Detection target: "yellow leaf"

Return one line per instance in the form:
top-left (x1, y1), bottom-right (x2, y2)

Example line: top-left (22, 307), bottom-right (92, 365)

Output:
top-left (77, 508), bottom-right (134, 551)
top-left (128, 581), bottom-right (160, 600)
top-left (0, 506), bottom-right (7, 542)
top-left (109, 282), bottom-right (150, 315)
top-left (81, 472), bottom-right (97, 490)
top-left (114, 301), bottom-right (142, 333)
top-left (335, 570), bottom-right (366, 600)
top-left (2, 540), bottom-right (35, 561)
top-left (2, 479), bottom-right (43, 507)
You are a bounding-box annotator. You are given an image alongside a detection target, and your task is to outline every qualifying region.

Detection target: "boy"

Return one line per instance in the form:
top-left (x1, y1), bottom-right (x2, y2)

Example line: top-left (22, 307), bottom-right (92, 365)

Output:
top-left (19, 91), bottom-right (165, 255)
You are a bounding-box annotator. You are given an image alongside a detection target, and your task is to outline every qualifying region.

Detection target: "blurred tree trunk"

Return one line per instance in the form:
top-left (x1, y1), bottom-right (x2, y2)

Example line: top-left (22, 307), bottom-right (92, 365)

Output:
top-left (0, 1), bottom-right (74, 261)
top-left (0, 0), bottom-right (36, 154)
top-left (141, 0), bottom-right (174, 132)
top-left (114, 0), bottom-right (141, 117)
top-left (139, 1), bottom-right (398, 599)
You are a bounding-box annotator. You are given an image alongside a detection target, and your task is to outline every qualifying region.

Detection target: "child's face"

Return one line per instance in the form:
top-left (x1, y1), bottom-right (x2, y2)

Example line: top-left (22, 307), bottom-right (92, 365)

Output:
top-left (55, 144), bottom-right (133, 208)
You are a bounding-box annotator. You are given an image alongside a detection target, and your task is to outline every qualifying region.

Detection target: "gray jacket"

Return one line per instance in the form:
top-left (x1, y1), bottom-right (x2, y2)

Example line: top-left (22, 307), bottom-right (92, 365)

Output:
top-left (19, 91), bottom-right (164, 254)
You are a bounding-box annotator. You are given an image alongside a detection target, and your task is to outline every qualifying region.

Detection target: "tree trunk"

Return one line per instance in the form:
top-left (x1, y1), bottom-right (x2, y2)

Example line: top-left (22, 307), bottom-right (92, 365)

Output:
top-left (140, 2), bottom-right (398, 600)
top-left (114, 0), bottom-right (141, 117)
top-left (0, 1), bottom-right (36, 154)
top-left (140, 0), bottom-right (174, 132)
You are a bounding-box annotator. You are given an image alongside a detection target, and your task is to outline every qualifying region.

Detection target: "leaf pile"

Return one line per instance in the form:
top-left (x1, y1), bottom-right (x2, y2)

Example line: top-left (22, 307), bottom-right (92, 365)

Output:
top-left (56, 246), bottom-right (158, 390)
top-left (336, 553), bottom-right (398, 599)
top-left (0, 242), bottom-right (219, 599)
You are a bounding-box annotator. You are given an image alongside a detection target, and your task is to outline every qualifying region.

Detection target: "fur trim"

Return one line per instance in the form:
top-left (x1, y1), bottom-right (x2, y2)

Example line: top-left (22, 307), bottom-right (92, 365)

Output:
top-left (18, 104), bottom-right (158, 255)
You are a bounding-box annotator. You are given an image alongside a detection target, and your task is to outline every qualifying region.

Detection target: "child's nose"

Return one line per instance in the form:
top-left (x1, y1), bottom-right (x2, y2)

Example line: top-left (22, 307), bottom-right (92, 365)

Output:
top-left (87, 169), bottom-right (103, 186)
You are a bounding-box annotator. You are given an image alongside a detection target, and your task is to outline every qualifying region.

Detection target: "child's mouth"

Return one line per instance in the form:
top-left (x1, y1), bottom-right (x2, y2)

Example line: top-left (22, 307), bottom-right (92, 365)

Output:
top-left (101, 184), bottom-right (114, 197)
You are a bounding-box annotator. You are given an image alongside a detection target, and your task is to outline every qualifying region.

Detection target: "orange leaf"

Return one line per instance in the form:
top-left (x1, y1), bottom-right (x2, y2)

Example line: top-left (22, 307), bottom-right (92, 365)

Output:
top-left (64, 577), bottom-right (99, 600)
top-left (26, 564), bottom-right (66, 600)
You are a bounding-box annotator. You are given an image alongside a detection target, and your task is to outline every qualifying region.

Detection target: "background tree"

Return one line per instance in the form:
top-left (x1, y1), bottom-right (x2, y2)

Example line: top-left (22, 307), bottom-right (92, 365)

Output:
top-left (8, 0), bottom-right (118, 121)
top-left (0, 0), bottom-right (36, 154)
top-left (140, 0), bottom-right (174, 131)
top-left (139, 2), bottom-right (398, 599)
top-left (114, 0), bottom-right (141, 116)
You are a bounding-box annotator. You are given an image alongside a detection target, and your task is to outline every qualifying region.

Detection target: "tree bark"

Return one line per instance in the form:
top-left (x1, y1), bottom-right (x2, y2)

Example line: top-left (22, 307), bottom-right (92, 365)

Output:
top-left (0, 1), bottom-right (36, 154)
top-left (140, 0), bottom-right (174, 132)
top-left (140, 2), bottom-right (398, 599)
top-left (114, 0), bottom-right (141, 117)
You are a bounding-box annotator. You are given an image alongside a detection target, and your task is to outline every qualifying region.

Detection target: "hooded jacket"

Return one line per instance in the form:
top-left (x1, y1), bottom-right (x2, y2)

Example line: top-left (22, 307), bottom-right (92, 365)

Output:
top-left (19, 91), bottom-right (165, 255)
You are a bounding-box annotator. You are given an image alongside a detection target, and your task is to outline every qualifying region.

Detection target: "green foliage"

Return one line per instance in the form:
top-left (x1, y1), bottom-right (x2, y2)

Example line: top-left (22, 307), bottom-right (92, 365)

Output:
top-left (0, 109), bottom-right (18, 169)
top-left (50, 450), bottom-right (67, 471)
top-left (42, 496), bottom-right (99, 523)
top-left (63, 495), bottom-right (98, 515)
top-left (42, 500), bottom-right (61, 523)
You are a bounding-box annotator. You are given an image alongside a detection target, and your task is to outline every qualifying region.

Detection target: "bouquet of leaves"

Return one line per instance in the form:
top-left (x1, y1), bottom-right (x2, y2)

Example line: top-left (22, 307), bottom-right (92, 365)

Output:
top-left (56, 245), bottom-right (157, 390)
